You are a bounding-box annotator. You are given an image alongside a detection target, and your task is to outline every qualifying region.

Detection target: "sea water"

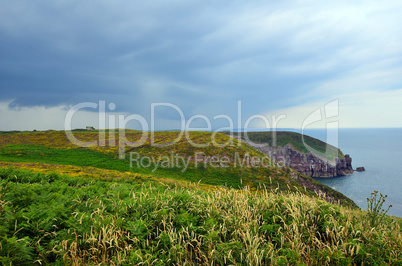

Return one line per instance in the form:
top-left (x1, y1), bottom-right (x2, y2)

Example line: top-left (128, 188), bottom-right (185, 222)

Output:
top-left (304, 128), bottom-right (402, 218)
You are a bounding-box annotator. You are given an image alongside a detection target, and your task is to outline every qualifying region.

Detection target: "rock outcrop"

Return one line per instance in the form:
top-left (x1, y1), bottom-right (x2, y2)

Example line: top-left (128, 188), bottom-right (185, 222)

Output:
top-left (246, 142), bottom-right (354, 178)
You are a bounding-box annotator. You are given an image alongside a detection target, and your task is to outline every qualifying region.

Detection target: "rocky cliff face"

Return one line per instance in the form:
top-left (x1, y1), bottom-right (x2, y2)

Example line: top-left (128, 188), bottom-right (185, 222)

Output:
top-left (248, 143), bottom-right (354, 178)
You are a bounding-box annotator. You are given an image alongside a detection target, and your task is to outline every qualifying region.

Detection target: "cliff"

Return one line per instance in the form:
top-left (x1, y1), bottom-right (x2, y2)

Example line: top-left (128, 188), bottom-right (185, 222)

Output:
top-left (254, 144), bottom-right (353, 178)
top-left (234, 131), bottom-right (354, 178)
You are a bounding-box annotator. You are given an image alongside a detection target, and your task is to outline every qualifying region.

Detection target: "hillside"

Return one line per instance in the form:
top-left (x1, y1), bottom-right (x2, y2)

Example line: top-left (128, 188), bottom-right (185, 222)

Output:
top-left (0, 167), bottom-right (400, 264)
top-left (232, 131), bottom-right (354, 178)
top-left (0, 130), bottom-right (355, 207)
top-left (231, 131), bottom-right (343, 158)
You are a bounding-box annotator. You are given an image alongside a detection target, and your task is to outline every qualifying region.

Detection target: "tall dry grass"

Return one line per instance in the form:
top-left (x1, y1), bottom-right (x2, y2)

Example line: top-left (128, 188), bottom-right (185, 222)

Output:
top-left (1, 168), bottom-right (400, 265)
top-left (56, 184), bottom-right (402, 265)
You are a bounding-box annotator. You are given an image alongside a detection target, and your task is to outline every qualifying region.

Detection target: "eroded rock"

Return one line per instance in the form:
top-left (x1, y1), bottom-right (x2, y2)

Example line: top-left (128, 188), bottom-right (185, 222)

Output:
top-left (247, 143), bottom-right (354, 178)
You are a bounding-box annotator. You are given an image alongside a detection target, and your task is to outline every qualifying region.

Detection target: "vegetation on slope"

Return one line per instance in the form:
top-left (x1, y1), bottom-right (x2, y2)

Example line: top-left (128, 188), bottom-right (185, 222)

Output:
top-left (0, 168), bottom-right (400, 265)
top-left (0, 130), bottom-right (277, 188)
top-left (0, 130), bottom-right (355, 207)
top-left (232, 131), bottom-right (344, 160)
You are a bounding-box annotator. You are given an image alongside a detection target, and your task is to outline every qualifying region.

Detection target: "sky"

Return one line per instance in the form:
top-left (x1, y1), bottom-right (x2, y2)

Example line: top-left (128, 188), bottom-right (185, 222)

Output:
top-left (1, 0), bottom-right (402, 131)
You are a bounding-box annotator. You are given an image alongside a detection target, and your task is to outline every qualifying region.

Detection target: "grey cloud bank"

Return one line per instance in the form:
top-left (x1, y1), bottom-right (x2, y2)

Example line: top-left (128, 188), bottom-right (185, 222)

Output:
top-left (1, 1), bottom-right (402, 129)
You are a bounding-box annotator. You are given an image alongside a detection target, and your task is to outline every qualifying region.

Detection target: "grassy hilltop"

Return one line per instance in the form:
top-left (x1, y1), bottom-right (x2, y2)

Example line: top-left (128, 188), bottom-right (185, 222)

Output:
top-left (0, 130), bottom-right (354, 205)
top-left (0, 130), bottom-right (401, 264)
top-left (232, 131), bottom-right (343, 160)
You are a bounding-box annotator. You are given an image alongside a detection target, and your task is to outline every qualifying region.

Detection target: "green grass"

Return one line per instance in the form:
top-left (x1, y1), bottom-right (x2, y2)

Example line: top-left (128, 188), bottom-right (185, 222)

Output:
top-left (0, 144), bottom-right (131, 171)
top-left (0, 168), bottom-right (400, 265)
top-left (0, 143), bottom-right (265, 189)
top-left (233, 131), bottom-right (344, 160)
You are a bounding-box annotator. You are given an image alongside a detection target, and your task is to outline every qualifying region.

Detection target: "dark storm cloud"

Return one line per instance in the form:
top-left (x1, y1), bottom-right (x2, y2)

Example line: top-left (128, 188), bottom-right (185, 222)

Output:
top-left (1, 0), bottom-right (402, 126)
top-left (0, 1), bottom-right (227, 111)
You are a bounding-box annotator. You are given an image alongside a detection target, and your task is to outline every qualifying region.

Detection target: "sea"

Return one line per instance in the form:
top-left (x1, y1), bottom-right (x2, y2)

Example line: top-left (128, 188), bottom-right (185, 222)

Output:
top-left (299, 128), bottom-right (402, 218)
